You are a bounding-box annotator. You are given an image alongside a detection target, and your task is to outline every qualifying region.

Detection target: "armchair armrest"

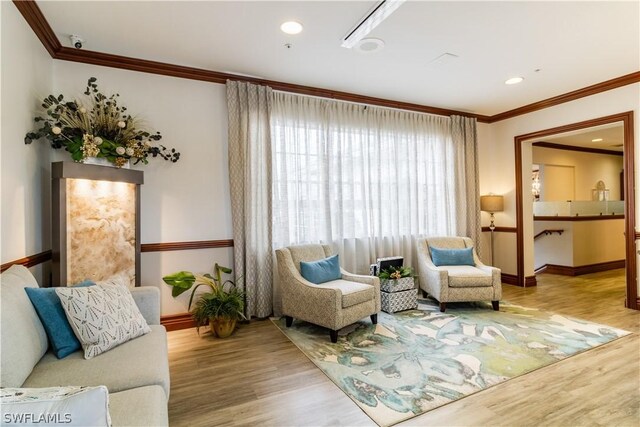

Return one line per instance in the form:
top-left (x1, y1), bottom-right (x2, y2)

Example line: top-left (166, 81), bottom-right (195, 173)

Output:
top-left (341, 269), bottom-right (381, 312)
top-left (340, 269), bottom-right (379, 287)
top-left (417, 240), bottom-right (448, 300)
top-left (130, 286), bottom-right (161, 325)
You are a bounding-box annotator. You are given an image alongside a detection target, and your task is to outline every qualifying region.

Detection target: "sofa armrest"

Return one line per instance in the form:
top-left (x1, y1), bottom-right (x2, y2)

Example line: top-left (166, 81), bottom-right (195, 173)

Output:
top-left (130, 287), bottom-right (161, 325)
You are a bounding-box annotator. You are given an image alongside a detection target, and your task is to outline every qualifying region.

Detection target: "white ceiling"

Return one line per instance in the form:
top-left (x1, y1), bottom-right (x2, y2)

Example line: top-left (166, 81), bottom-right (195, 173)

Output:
top-left (38, 1), bottom-right (640, 116)
top-left (535, 123), bottom-right (625, 152)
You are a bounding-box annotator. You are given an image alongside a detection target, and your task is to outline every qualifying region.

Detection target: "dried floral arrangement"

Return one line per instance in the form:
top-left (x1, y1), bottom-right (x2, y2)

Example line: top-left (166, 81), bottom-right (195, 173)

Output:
top-left (25, 77), bottom-right (180, 167)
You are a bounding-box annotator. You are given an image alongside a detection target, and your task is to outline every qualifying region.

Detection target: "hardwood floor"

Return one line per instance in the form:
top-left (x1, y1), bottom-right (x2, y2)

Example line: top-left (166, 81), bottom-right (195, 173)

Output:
top-left (167, 269), bottom-right (639, 426)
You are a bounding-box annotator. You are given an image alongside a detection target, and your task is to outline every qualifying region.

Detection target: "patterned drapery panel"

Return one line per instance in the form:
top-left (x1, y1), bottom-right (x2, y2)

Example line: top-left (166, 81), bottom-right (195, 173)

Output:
top-left (226, 80), bottom-right (273, 318)
top-left (451, 115), bottom-right (482, 256)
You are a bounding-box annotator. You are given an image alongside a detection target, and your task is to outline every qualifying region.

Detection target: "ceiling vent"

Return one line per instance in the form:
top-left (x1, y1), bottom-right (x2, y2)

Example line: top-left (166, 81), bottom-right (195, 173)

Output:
top-left (341, 0), bottom-right (406, 48)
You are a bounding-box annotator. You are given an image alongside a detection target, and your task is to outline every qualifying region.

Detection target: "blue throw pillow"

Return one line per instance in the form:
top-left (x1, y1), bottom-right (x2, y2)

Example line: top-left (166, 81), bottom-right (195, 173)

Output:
top-left (25, 281), bottom-right (94, 359)
top-left (300, 254), bottom-right (342, 284)
top-left (430, 247), bottom-right (475, 267)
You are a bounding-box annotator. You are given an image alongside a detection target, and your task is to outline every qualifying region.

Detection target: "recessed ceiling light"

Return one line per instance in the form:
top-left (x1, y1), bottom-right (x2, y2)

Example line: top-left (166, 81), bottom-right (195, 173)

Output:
top-left (505, 77), bottom-right (524, 85)
top-left (592, 138), bottom-right (603, 142)
top-left (354, 38), bottom-right (385, 54)
top-left (280, 21), bottom-right (303, 35)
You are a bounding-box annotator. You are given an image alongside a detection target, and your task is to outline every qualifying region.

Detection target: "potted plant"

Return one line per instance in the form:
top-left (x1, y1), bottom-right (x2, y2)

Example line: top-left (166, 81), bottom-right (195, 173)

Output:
top-left (378, 265), bottom-right (416, 293)
top-left (162, 264), bottom-right (245, 338)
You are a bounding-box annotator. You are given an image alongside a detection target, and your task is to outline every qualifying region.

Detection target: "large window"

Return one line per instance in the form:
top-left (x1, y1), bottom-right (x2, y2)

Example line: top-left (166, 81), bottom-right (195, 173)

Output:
top-left (271, 92), bottom-right (466, 272)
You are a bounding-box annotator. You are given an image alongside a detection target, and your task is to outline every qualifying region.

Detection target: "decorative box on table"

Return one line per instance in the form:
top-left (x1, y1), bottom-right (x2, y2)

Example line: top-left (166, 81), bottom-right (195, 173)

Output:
top-left (370, 256), bottom-right (404, 276)
top-left (381, 288), bottom-right (418, 313)
top-left (380, 276), bottom-right (415, 293)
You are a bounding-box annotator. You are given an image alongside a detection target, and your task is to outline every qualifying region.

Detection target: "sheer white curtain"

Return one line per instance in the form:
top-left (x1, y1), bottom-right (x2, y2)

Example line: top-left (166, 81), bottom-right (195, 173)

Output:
top-left (271, 92), bottom-right (473, 274)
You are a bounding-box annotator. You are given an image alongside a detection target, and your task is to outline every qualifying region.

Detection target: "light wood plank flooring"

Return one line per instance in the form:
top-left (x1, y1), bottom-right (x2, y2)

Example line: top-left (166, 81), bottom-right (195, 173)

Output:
top-left (167, 269), bottom-right (639, 426)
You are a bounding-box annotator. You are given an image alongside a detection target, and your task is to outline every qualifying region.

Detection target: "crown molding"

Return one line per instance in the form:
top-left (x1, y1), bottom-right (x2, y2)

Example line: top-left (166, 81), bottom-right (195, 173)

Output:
top-left (488, 72), bottom-right (640, 123)
top-left (13, 0), bottom-right (60, 57)
top-left (532, 141), bottom-right (623, 157)
top-left (12, 0), bottom-right (640, 125)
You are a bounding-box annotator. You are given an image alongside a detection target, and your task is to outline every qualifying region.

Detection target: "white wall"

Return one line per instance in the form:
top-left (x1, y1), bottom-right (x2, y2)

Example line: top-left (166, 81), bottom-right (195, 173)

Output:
top-left (478, 83), bottom-right (640, 285)
top-left (533, 219), bottom-right (625, 269)
top-left (534, 147), bottom-right (624, 201)
top-left (0, 2), bottom-right (54, 283)
top-left (51, 62), bottom-right (233, 314)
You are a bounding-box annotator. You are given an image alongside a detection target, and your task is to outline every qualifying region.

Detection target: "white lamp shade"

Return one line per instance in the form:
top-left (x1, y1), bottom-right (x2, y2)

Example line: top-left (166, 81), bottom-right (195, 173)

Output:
top-left (480, 195), bottom-right (504, 213)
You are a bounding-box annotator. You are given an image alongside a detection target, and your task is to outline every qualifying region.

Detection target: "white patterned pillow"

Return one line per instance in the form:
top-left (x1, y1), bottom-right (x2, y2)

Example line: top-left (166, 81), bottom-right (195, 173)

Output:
top-left (56, 277), bottom-right (151, 359)
top-left (0, 386), bottom-right (111, 426)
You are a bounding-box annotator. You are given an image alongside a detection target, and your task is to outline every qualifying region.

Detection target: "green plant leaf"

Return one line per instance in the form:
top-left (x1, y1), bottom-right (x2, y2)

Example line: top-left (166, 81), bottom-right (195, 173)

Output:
top-left (163, 271), bottom-right (196, 297)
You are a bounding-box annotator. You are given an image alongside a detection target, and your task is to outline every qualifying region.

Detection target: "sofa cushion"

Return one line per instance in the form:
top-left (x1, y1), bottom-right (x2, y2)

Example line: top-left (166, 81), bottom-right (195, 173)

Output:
top-left (319, 279), bottom-right (374, 308)
top-left (24, 281), bottom-right (95, 359)
top-left (0, 386), bottom-right (110, 426)
top-left (23, 325), bottom-right (170, 397)
top-left (300, 254), bottom-right (341, 284)
top-left (438, 265), bottom-right (492, 288)
top-left (56, 277), bottom-right (151, 359)
top-left (0, 265), bottom-right (48, 388)
top-left (109, 385), bottom-right (168, 427)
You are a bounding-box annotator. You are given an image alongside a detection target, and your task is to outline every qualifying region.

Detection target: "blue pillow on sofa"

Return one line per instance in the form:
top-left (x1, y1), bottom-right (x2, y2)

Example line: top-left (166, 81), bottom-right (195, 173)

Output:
top-left (430, 247), bottom-right (475, 267)
top-left (300, 255), bottom-right (342, 284)
top-left (25, 281), bottom-right (95, 359)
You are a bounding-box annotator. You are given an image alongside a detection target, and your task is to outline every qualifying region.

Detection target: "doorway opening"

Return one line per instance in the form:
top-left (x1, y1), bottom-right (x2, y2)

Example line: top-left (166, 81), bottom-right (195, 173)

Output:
top-left (514, 112), bottom-right (637, 310)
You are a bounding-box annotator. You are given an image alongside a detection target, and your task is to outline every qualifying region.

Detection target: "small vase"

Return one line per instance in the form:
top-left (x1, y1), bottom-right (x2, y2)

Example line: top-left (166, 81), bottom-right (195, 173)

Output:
top-left (212, 317), bottom-right (237, 338)
top-left (83, 156), bottom-right (130, 169)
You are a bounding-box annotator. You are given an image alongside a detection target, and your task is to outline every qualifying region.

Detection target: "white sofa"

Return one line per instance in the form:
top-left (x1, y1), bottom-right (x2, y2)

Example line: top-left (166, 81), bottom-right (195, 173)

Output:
top-left (0, 265), bottom-right (170, 426)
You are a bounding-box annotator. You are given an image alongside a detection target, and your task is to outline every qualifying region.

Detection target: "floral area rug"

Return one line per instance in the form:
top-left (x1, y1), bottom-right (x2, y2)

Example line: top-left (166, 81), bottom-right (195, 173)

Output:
top-left (272, 299), bottom-right (630, 426)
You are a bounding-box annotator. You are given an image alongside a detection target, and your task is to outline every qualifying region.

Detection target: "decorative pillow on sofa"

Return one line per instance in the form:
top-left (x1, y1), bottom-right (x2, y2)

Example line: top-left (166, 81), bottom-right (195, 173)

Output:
top-left (25, 281), bottom-right (95, 359)
top-left (0, 386), bottom-right (110, 427)
top-left (300, 254), bottom-right (342, 284)
top-left (430, 247), bottom-right (475, 267)
top-left (56, 276), bottom-right (150, 359)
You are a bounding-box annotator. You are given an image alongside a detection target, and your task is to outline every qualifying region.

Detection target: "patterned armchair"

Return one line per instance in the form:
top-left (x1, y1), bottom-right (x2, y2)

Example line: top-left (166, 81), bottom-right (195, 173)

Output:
top-left (276, 244), bottom-right (381, 343)
top-left (417, 236), bottom-right (501, 312)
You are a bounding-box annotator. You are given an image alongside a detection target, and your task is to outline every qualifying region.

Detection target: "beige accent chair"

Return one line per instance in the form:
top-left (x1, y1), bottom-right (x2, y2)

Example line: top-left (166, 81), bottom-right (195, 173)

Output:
top-left (276, 244), bottom-right (381, 343)
top-left (417, 236), bottom-right (501, 312)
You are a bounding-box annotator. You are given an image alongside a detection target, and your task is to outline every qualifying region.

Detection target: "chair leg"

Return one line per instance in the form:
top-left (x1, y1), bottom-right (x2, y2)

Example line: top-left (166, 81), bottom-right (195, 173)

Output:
top-left (285, 316), bottom-right (293, 327)
top-left (439, 302), bottom-right (446, 312)
top-left (329, 330), bottom-right (338, 343)
top-left (492, 301), bottom-right (499, 311)
top-left (370, 314), bottom-right (378, 324)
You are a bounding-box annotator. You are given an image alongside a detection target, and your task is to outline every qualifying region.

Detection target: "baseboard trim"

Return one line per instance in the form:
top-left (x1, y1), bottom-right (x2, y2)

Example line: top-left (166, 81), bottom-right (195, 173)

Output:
top-left (501, 273), bottom-right (520, 286)
top-left (161, 313), bottom-right (196, 331)
top-left (535, 260), bottom-right (625, 276)
top-left (500, 273), bottom-right (537, 287)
